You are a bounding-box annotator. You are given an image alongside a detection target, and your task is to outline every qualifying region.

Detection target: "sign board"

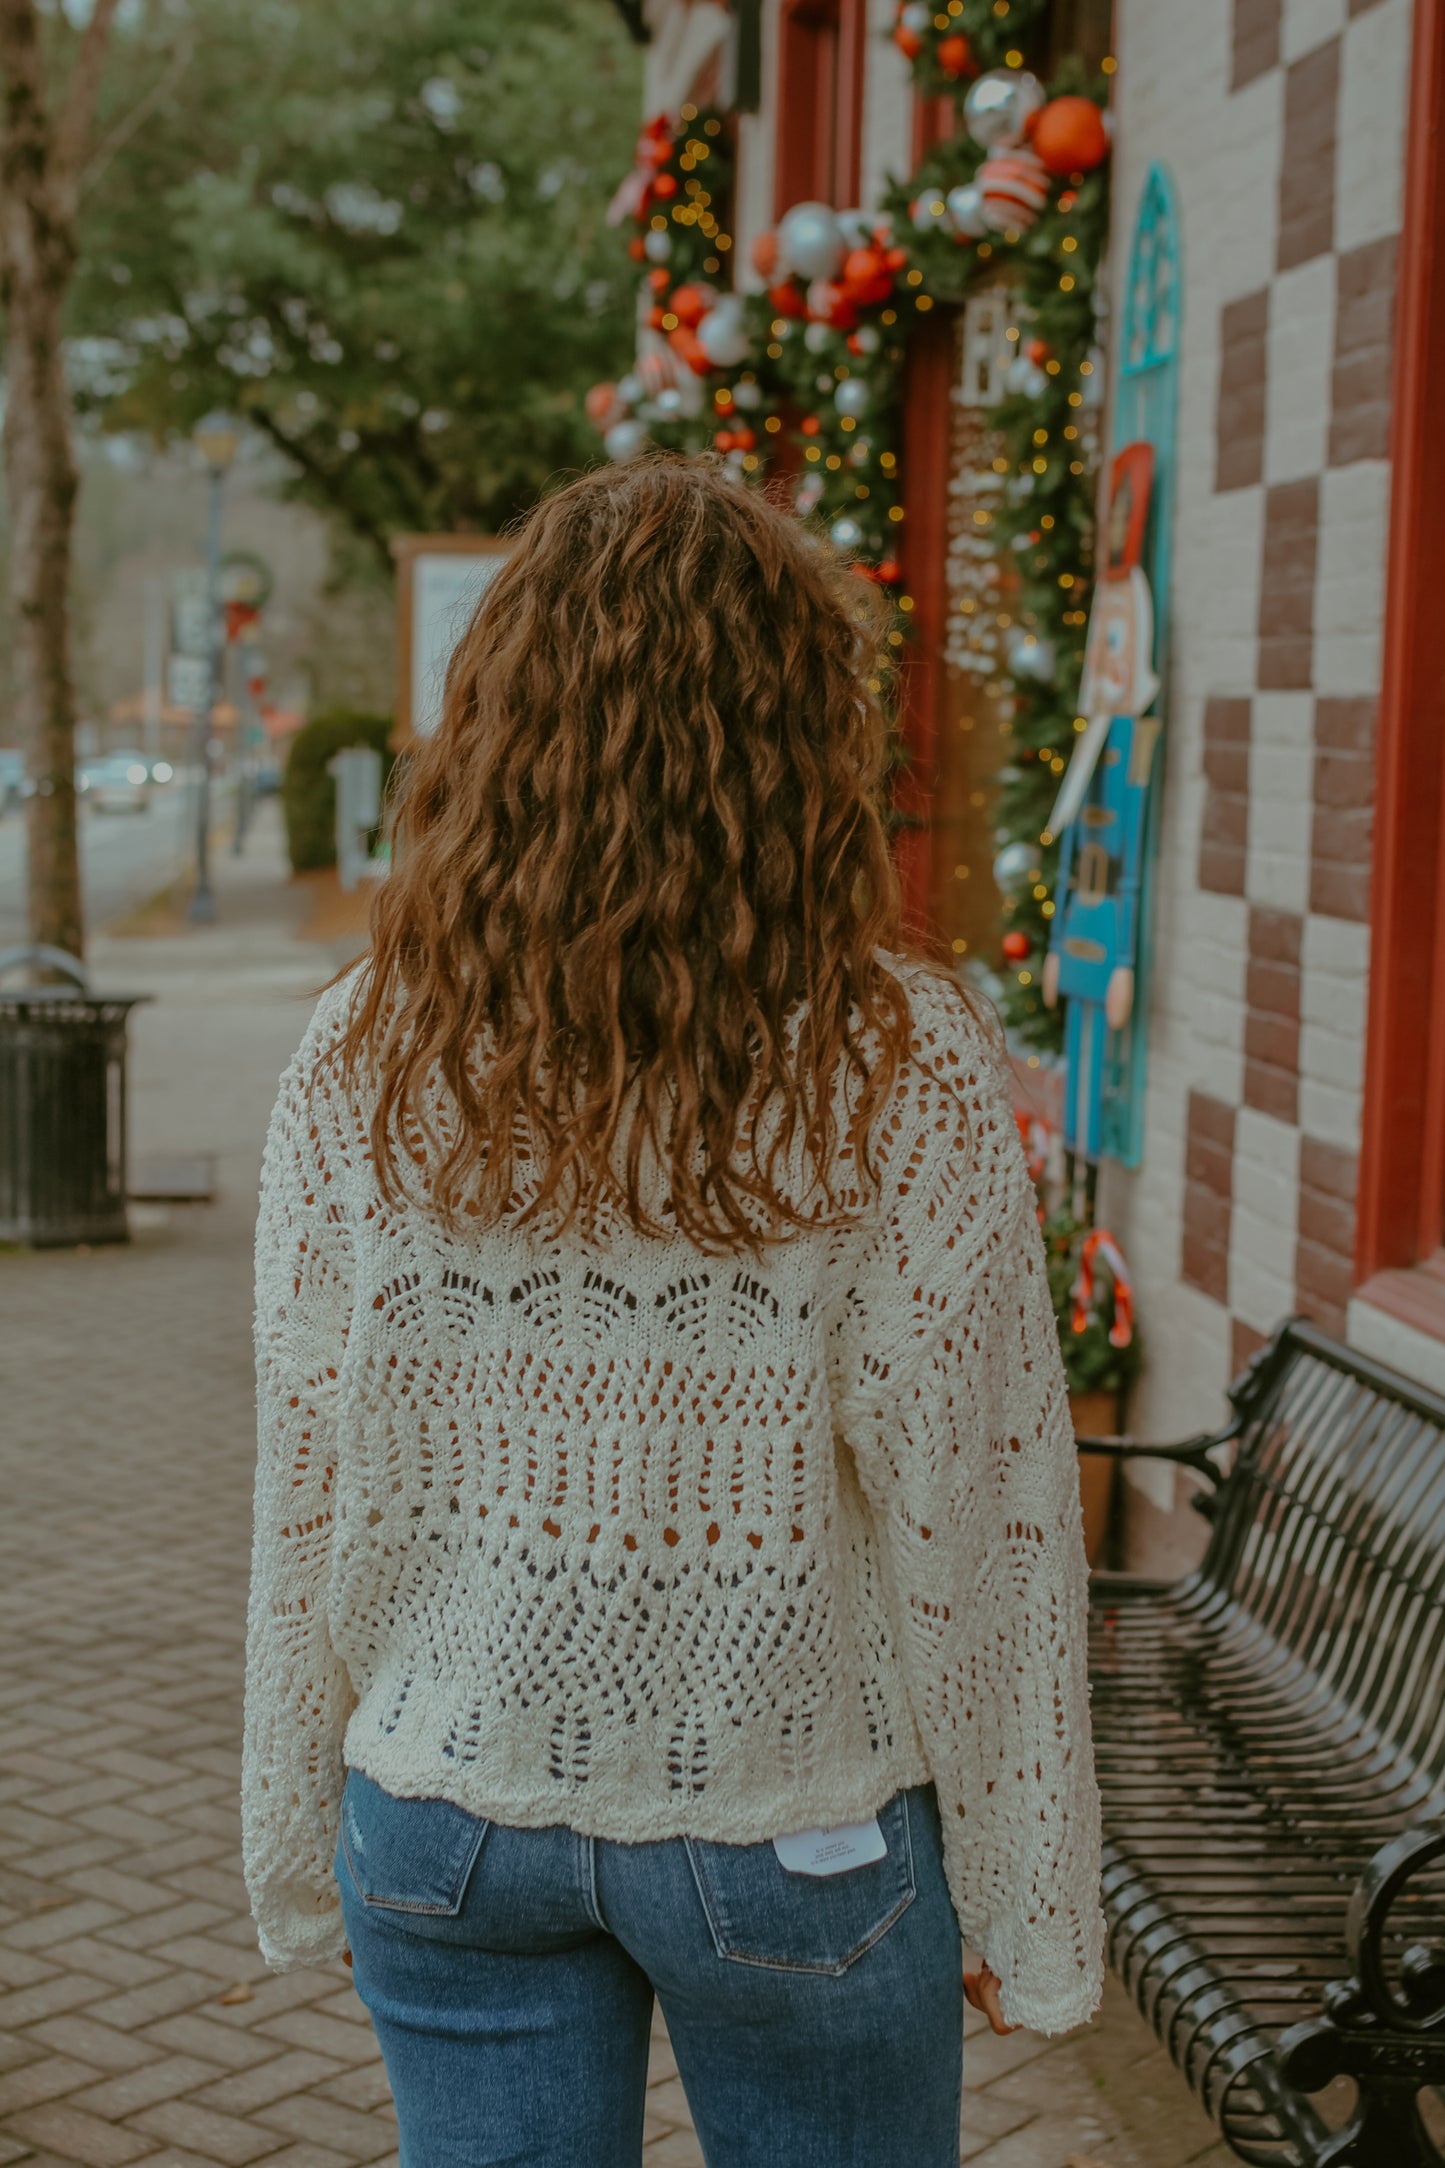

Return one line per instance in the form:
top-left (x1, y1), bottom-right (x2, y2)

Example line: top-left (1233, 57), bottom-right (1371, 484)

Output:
top-left (171, 571), bottom-right (211, 659)
top-left (166, 654), bottom-right (211, 712)
top-left (392, 535), bottom-right (513, 745)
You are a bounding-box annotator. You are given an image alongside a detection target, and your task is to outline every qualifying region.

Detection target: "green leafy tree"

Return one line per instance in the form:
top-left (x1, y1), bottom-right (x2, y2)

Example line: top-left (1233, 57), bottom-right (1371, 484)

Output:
top-left (73, 0), bottom-right (643, 568)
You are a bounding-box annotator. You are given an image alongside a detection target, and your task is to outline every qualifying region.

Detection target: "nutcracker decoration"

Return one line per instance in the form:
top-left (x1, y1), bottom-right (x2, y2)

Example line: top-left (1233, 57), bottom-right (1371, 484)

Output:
top-left (1042, 443), bottom-right (1160, 1165)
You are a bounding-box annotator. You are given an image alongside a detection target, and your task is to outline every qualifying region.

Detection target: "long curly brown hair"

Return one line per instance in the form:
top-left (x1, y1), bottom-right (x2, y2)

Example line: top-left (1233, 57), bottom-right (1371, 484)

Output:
top-left (338, 454), bottom-right (928, 1250)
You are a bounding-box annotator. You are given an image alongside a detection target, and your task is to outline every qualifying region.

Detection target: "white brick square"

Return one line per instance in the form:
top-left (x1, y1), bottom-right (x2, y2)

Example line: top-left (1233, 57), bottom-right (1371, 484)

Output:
top-left (1299, 912), bottom-right (1369, 1138)
top-left (1282, 0), bottom-right (1347, 63)
top-left (1338, 0), bottom-right (1412, 252)
top-left (1299, 1072), bottom-right (1364, 1149)
top-left (1230, 1110), bottom-right (1302, 1327)
top-left (1315, 460), bottom-right (1391, 695)
top-left (1179, 491), bottom-right (1266, 691)
top-left (1246, 744), bottom-right (1314, 913)
top-left (1265, 258), bottom-right (1337, 484)
top-left (1308, 910), bottom-right (1377, 988)
top-left (1349, 1296), bottom-right (1445, 1398)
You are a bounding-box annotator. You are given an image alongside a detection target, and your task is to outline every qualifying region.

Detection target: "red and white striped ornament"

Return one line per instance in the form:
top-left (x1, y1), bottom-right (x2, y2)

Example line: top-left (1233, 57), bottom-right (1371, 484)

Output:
top-left (977, 144), bottom-right (1050, 233)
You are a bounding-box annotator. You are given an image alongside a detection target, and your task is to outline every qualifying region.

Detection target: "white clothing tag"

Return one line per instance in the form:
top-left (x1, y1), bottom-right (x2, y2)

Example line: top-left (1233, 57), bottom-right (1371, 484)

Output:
top-left (771, 1816), bottom-right (887, 1876)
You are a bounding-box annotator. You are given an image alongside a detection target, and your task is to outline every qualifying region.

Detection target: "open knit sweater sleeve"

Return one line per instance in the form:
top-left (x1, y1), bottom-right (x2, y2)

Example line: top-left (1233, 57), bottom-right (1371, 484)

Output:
top-left (243, 1004), bottom-right (357, 1970)
top-left (830, 998), bottom-right (1105, 2035)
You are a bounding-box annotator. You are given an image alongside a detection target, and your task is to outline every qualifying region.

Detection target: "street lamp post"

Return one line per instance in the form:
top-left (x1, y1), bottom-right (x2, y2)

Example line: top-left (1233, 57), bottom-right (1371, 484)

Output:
top-left (189, 413), bottom-right (240, 924)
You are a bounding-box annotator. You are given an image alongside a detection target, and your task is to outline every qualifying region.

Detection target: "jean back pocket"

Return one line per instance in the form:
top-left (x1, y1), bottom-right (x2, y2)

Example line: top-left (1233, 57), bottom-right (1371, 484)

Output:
top-left (339, 1768), bottom-right (489, 1916)
top-left (684, 1791), bottom-right (916, 1976)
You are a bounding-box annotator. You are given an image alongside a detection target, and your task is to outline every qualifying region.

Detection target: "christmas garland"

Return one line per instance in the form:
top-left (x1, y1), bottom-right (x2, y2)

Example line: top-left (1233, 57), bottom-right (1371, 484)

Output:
top-left (592, 20), bottom-right (1113, 1048)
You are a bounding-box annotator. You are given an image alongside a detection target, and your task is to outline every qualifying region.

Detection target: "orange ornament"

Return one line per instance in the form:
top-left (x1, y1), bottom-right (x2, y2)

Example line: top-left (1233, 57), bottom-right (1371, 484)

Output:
top-left (809, 279), bottom-right (858, 330)
top-left (670, 326), bottom-right (713, 376)
top-left (884, 245), bottom-right (909, 272)
top-left (647, 307), bottom-right (666, 330)
top-left (767, 279), bottom-right (808, 319)
top-left (1001, 930), bottom-right (1031, 962)
top-left (628, 236), bottom-right (646, 262)
top-left (1030, 95), bottom-right (1110, 176)
top-left (648, 266), bottom-right (671, 293)
top-left (936, 32), bottom-right (974, 77)
top-left (893, 22), bottom-right (922, 57)
top-left (652, 171), bottom-right (679, 199)
top-left (670, 284), bottom-right (710, 328)
top-left (750, 228), bottom-right (779, 278)
top-left (800, 414), bottom-right (822, 436)
top-left (730, 425), bottom-right (757, 451)
top-left (842, 245), bottom-right (893, 306)
top-left (715, 430), bottom-right (735, 452)
top-left (876, 559), bottom-right (901, 583)
top-left (584, 382), bottom-right (617, 426)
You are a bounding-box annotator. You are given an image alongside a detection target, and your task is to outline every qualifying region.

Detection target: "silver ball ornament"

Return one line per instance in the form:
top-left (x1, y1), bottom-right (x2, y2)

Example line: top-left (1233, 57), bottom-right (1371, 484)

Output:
top-left (803, 320), bottom-right (834, 353)
top-left (898, 1), bottom-right (930, 29)
top-left (910, 191), bottom-right (950, 235)
top-left (731, 377), bottom-right (762, 410)
top-left (962, 68), bottom-right (1046, 151)
top-left (642, 229), bottom-right (673, 263)
top-left (615, 371), bottom-right (643, 407)
top-left (776, 200), bottom-right (844, 283)
top-left (653, 387), bottom-right (684, 419)
top-left (603, 417), bottom-right (649, 462)
top-left (1007, 629), bottom-right (1056, 681)
top-left (696, 297), bottom-right (750, 368)
top-left (944, 183), bottom-right (988, 239)
top-left (834, 376), bottom-right (870, 419)
top-left (829, 516), bottom-right (864, 550)
top-left (993, 840), bottom-right (1034, 893)
top-left (850, 322), bottom-right (881, 355)
top-left (1004, 355), bottom-right (1049, 398)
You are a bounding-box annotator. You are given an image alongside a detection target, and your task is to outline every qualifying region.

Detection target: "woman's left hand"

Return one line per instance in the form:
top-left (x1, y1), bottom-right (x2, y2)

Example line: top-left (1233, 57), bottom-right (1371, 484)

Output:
top-left (963, 1962), bottom-right (1018, 2035)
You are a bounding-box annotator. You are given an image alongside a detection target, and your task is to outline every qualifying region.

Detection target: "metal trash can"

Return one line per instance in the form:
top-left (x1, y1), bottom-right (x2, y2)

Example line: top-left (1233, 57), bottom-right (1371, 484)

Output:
top-left (0, 945), bottom-right (150, 1247)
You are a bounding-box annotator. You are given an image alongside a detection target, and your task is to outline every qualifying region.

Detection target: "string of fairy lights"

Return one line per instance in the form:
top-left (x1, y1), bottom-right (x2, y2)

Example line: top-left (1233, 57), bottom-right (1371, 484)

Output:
top-left (590, 8), bottom-right (1113, 1054)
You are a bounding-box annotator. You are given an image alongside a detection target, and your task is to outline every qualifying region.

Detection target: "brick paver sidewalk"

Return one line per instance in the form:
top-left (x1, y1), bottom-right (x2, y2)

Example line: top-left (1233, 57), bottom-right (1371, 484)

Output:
top-left (0, 811), bottom-right (1233, 2168)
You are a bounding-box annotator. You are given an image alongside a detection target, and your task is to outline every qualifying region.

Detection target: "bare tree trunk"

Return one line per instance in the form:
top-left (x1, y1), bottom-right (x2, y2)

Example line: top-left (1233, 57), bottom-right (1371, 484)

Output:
top-left (0, 0), bottom-right (120, 959)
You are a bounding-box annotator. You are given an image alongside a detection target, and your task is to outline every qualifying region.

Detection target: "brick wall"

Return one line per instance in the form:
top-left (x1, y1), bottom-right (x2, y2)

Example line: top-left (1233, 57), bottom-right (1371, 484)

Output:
top-left (1100, 0), bottom-right (1410, 1553)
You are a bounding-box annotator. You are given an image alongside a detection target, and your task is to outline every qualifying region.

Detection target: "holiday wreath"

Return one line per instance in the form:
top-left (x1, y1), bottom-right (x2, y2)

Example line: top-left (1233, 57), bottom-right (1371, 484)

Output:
top-left (590, 2), bottom-right (1113, 1050)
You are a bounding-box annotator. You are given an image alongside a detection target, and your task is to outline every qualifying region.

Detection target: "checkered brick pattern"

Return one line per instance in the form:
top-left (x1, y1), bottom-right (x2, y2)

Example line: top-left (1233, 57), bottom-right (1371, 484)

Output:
top-left (1099, 0), bottom-right (1409, 1488)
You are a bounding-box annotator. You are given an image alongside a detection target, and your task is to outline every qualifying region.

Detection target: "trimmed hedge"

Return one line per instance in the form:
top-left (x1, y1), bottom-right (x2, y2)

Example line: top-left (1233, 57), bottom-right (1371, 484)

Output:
top-left (281, 709), bottom-right (396, 873)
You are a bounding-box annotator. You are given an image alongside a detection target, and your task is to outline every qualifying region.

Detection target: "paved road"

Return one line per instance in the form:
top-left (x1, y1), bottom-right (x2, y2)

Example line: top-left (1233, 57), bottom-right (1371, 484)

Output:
top-left (0, 780), bottom-right (227, 952)
top-left (0, 811), bottom-right (1234, 2168)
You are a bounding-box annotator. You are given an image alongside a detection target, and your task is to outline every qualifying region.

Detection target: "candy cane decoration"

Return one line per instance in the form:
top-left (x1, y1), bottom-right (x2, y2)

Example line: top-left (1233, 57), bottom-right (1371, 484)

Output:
top-left (1070, 1228), bottom-right (1135, 1348)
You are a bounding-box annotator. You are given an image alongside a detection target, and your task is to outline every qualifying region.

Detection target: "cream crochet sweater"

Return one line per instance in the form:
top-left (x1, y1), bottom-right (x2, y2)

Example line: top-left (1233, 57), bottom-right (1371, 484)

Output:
top-left (244, 966), bottom-right (1104, 2034)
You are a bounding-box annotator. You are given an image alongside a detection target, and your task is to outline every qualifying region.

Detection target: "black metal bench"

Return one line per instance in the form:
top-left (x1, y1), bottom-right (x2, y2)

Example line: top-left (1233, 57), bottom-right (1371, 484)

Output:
top-left (1082, 1318), bottom-right (1445, 2167)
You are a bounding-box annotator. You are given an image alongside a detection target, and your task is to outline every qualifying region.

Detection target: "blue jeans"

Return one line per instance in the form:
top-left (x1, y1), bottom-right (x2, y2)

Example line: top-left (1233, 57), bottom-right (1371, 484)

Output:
top-left (336, 1769), bottom-right (963, 2167)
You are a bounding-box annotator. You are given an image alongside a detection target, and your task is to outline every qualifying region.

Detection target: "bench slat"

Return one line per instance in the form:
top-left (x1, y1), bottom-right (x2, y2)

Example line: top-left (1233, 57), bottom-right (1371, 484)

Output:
top-left (1088, 1319), bottom-right (1445, 2167)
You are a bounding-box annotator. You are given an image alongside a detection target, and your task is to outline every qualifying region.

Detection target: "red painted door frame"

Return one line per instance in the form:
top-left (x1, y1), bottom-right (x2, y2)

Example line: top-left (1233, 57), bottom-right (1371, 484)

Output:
top-left (1355, 0), bottom-right (1445, 1289)
top-left (895, 308), bottom-right (954, 942)
top-left (773, 0), bottom-right (868, 213)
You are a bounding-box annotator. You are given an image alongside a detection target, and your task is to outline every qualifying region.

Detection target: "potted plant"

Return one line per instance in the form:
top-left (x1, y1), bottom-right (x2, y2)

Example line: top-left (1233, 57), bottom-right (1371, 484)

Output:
top-left (1040, 1210), bottom-right (1142, 1566)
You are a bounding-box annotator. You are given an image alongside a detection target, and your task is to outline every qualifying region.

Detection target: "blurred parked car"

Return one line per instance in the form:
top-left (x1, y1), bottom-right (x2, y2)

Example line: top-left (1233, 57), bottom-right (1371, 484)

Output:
top-left (0, 750), bottom-right (25, 813)
top-left (78, 752), bottom-right (152, 813)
